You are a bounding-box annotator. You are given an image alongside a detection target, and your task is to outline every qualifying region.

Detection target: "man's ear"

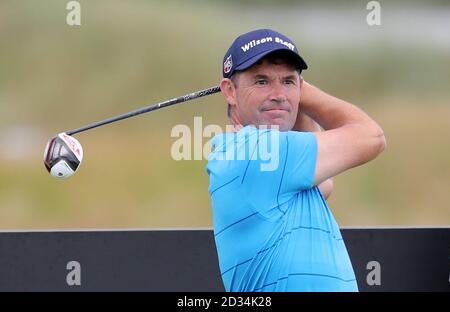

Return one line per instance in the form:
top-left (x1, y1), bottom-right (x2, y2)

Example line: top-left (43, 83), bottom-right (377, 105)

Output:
top-left (219, 78), bottom-right (238, 107)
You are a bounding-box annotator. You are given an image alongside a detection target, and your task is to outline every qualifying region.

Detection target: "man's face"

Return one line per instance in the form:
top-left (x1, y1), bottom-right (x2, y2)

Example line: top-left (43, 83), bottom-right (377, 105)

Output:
top-left (229, 60), bottom-right (302, 131)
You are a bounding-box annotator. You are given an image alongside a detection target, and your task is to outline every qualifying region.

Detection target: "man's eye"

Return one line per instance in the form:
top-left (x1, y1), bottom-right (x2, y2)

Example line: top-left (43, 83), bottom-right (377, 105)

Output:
top-left (255, 80), bottom-right (267, 85)
top-left (284, 80), bottom-right (295, 85)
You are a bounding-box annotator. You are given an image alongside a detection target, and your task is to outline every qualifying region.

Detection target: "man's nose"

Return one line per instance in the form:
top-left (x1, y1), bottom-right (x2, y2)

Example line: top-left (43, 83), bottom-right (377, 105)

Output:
top-left (268, 82), bottom-right (287, 103)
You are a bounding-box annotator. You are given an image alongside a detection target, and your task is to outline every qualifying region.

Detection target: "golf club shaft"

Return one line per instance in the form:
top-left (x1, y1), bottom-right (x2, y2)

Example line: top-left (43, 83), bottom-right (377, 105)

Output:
top-left (66, 86), bottom-right (221, 136)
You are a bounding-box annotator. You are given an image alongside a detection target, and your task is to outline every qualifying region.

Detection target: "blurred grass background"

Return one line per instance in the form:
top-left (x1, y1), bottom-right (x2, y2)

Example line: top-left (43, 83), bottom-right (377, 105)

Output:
top-left (0, 0), bottom-right (449, 229)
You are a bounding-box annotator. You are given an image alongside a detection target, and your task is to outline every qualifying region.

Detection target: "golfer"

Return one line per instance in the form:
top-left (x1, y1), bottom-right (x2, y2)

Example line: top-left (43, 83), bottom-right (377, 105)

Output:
top-left (207, 29), bottom-right (386, 292)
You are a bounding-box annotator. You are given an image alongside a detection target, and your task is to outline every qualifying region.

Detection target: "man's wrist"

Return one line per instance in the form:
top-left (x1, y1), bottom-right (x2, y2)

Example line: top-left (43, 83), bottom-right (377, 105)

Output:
top-left (293, 111), bottom-right (322, 132)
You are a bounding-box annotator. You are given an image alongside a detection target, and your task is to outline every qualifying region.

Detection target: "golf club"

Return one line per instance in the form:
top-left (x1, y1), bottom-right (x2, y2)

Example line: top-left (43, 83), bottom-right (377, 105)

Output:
top-left (44, 85), bottom-right (220, 178)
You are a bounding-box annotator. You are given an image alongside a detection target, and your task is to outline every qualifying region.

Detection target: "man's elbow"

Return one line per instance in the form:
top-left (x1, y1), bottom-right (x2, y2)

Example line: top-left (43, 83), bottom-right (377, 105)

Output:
top-left (356, 125), bottom-right (386, 166)
top-left (363, 124), bottom-right (386, 161)
top-left (373, 127), bottom-right (387, 157)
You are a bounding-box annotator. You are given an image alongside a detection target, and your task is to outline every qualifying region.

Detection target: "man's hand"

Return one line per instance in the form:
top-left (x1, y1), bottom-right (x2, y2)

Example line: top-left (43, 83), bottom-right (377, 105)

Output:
top-left (293, 103), bottom-right (333, 200)
top-left (299, 80), bottom-right (386, 187)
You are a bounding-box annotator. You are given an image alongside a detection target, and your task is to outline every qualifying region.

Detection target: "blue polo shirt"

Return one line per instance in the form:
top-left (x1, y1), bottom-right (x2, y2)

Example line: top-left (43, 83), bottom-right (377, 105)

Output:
top-left (206, 125), bottom-right (358, 292)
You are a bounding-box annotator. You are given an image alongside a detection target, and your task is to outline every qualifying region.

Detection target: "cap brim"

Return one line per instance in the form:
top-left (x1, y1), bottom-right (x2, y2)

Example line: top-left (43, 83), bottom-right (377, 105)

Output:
top-left (234, 48), bottom-right (308, 72)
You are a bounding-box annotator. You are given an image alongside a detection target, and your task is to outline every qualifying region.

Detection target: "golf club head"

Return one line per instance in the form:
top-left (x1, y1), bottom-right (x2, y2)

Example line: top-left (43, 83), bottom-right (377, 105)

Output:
top-left (44, 133), bottom-right (83, 179)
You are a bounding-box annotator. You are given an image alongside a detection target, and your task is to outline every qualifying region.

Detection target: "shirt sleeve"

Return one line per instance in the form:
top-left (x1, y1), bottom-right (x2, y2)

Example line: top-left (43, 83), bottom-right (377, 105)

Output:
top-left (281, 130), bottom-right (318, 193)
top-left (239, 129), bottom-right (318, 219)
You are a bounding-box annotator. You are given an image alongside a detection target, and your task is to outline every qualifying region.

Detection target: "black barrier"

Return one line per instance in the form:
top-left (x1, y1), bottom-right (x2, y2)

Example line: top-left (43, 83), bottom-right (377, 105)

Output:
top-left (0, 228), bottom-right (448, 291)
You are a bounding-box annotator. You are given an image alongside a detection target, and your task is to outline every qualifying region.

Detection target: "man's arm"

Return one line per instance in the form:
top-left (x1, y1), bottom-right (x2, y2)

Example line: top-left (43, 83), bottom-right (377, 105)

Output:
top-left (299, 81), bottom-right (386, 185)
top-left (293, 111), bottom-right (334, 199)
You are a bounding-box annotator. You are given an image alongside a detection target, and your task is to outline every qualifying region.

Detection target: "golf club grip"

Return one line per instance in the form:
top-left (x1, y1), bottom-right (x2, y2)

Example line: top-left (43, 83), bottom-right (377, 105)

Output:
top-left (66, 86), bottom-right (221, 136)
